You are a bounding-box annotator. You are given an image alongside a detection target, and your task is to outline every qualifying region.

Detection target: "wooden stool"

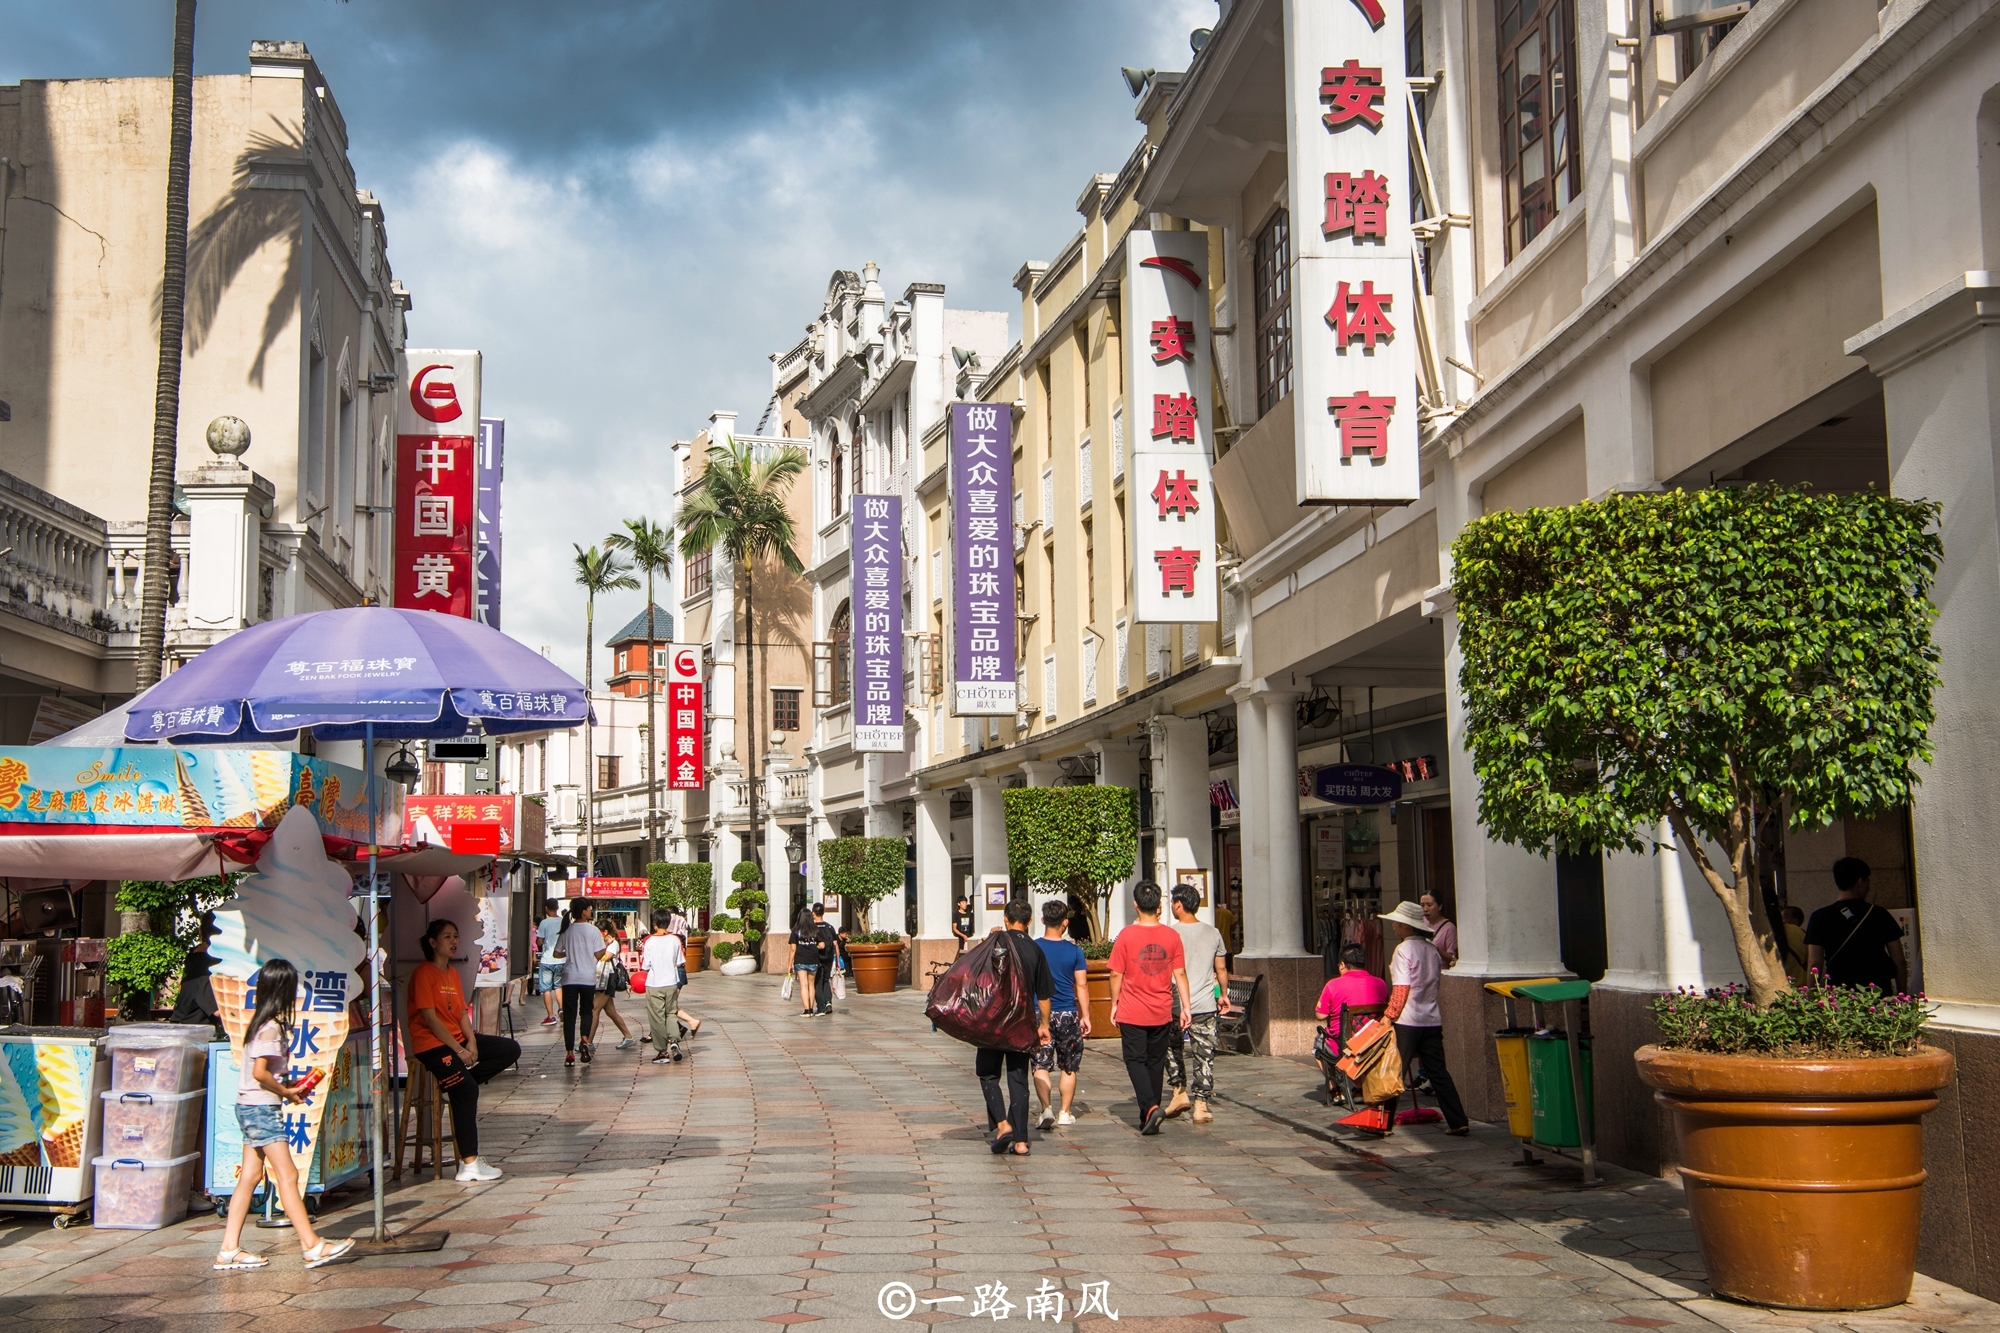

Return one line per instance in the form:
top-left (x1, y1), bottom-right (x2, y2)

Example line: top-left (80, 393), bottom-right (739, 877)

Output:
top-left (394, 1056), bottom-right (456, 1181)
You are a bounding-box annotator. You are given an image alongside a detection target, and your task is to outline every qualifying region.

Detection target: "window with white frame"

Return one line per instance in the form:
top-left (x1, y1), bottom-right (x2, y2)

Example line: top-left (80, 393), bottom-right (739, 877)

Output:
top-left (1111, 405), bottom-right (1125, 480)
top-left (1220, 590), bottom-right (1237, 645)
top-left (1078, 437), bottom-right (1093, 509)
top-left (931, 548), bottom-right (943, 602)
top-left (1115, 619), bottom-right (1130, 693)
top-left (1145, 623), bottom-right (1166, 681)
top-left (1043, 654), bottom-right (1058, 723)
top-left (1041, 468), bottom-right (1055, 528)
top-left (1081, 632), bottom-right (1098, 706)
top-left (1182, 623), bottom-right (1199, 664)
top-left (1013, 491), bottom-right (1026, 551)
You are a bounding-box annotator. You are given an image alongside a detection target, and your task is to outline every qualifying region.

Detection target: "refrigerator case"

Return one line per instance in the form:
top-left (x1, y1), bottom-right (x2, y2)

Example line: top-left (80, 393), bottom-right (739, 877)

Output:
top-left (0, 1032), bottom-right (111, 1212)
top-left (203, 1031), bottom-right (369, 1198)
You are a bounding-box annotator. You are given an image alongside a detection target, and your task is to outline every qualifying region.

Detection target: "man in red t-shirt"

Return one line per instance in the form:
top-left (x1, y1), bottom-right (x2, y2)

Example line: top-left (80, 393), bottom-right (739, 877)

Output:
top-left (1109, 881), bottom-right (1192, 1136)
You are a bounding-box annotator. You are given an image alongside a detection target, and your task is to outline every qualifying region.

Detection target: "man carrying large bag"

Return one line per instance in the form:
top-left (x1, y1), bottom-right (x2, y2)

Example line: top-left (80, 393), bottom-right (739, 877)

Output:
top-left (925, 899), bottom-right (1053, 1157)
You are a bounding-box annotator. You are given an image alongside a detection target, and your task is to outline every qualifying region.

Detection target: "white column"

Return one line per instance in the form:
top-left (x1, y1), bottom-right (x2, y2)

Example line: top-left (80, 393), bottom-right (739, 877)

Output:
top-left (969, 775), bottom-right (1008, 934)
top-left (1153, 715), bottom-right (1215, 924)
top-left (914, 790), bottom-right (953, 941)
top-left (708, 826), bottom-right (741, 919)
top-left (1230, 690), bottom-right (1270, 957)
top-left (180, 457), bottom-right (274, 633)
top-left (1259, 683), bottom-right (1308, 957)
top-left (1090, 738), bottom-right (1144, 937)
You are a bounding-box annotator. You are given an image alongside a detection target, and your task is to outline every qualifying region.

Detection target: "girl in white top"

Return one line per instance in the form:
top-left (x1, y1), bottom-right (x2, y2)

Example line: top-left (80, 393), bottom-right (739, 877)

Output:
top-left (214, 958), bottom-right (354, 1272)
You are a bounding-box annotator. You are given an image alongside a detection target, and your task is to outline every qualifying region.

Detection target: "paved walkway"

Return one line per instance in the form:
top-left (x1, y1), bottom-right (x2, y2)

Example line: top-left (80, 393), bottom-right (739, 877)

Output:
top-left (0, 974), bottom-right (1994, 1333)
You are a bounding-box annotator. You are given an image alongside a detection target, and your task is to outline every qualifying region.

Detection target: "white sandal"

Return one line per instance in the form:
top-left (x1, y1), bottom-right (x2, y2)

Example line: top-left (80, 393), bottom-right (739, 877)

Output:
top-left (213, 1249), bottom-right (269, 1271)
top-left (302, 1237), bottom-right (354, 1269)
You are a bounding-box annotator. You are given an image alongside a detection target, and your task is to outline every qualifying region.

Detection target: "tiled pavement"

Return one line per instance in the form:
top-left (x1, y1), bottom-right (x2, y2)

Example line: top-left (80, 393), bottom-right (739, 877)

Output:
top-left (1, 975), bottom-right (1995, 1333)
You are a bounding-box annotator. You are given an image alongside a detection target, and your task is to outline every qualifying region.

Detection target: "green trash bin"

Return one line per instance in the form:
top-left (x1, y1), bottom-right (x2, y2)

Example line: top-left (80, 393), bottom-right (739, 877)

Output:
top-left (1526, 1032), bottom-right (1593, 1148)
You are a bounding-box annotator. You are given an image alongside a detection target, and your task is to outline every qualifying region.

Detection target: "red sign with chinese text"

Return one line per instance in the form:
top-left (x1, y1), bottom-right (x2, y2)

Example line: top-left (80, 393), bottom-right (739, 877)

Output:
top-left (576, 876), bottom-right (649, 899)
top-left (666, 644), bottom-right (704, 791)
top-left (404, 794), bottom-right (518, 852)
top-left (393, 433), bottom-right (476, 617)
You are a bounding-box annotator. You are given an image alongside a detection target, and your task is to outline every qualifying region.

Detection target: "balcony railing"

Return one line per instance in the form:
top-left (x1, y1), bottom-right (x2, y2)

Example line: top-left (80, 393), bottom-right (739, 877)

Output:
top-left (0, 468), bottom-right (122, 639)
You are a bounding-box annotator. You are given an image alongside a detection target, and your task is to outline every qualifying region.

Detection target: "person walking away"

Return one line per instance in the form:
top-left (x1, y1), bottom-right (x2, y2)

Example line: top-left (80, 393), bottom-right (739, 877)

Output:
top-left (1032, 900), bottom-right (1090, 1129)
top-left (1164, 885), bottom-right (1230, 1124)
top-left (811, 904), bottom-right (843, 1015)
top-left (641, 916), bottom-right (688, 1063)
top-left (589, 944), bottom-right (637, 1051)
top-left (953, 894), bottom-right (975, 953)
top-left (1108, 881), bottom-right (1192, 1136)
top-left (978, 899), bottom-right (1053, 1157)
top-left (657, 908), bottom-right (704, 1041)
top-left (1779, 905), bottom-right (1810, 987)
top-left (1378, 900), bottom-right (1467, 1134)
top-left (213, 958), bottom-right (355, 1272)
top-left (409, 921), bottom-right (521, 1181)
top-left (789, 907), bottom-right (822, 1017)
top-left (1420, 893), bottom-right (1459, 969)
top-left (553, 899), bottom-right (608, 1067)
top-left (536, 900), bottom-right (563, 1026)
top-left (1805, 857), bottom-right (1908, 994)
top-left (1316, 943), bottom-right (1389, 1099)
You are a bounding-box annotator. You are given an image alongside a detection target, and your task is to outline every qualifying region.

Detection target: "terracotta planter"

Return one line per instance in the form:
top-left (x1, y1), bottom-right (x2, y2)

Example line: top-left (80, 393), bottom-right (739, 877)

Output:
top-left (1085, 958), bottom-right (1121, 1039)
top-left (846, 942), bottom-right (904, 994)
top-left (1634, 1044), bottom-right (1955, 1311)
top-left (684, 937), bottom-right (706, 974)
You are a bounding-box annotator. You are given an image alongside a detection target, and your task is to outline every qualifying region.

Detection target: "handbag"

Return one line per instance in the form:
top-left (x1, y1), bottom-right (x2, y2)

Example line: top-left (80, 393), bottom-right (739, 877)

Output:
top-left (924, 931), bottom-right (1041, 1053)
top-left (597, 956), bottom-right (630, 995)
top-left (1335, 1017), bottom-right (1406, 1103)
top-left (831, 967), bottom-right (847, 1001)
top-left (782, 971), bottom-right (795, 1001)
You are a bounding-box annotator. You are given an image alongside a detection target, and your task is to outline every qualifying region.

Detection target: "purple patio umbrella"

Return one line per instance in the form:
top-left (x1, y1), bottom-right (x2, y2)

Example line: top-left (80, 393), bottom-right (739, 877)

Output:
top-left (124, 605), bottom-right (590, 742)
top-left (122, 607), bottom-right (589, 1245)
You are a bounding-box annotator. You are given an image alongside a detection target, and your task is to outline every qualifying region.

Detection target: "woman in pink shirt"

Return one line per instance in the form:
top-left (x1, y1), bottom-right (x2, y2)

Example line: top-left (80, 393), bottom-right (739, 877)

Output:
top-left (1317, 943), bottom-right (1389, 1020)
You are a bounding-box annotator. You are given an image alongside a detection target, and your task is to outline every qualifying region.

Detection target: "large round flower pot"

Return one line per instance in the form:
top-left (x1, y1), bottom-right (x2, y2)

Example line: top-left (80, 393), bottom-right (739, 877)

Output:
top-left (718, 955), bottom-right (758, 976)
top-left (684, 936), bottom-right (706, 975)
top-left (1634, 1044), bottom-right (1955, 1311)
top-left (1085, 958), bottom-right (1121, 1040)
top-left (846, 942), bottom-right (903, 994)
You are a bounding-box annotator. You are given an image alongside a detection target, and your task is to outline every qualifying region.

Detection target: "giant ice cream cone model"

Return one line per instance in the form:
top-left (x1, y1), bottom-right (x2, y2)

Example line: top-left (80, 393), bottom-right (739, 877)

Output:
top-left (0, 1054), bottom-right (40, 1167)
top-left (209, 805), bottom-right (365, 1173)
top-left (33, 1045), bottom-right (89, 1167)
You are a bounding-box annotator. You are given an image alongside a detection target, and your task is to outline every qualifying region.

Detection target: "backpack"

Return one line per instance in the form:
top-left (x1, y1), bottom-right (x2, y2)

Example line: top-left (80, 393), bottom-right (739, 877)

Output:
top-left (925, 931), bottom-right (1041, 1053)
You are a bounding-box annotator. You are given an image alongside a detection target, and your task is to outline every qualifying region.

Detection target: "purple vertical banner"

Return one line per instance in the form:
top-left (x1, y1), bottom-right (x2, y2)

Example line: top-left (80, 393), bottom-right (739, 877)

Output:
top-left (475, 418), bottom-right (504, 630)
top-left (950, 401), bottom-right (1016, 715)
top-left (851, 494), bottom-right (904, 752)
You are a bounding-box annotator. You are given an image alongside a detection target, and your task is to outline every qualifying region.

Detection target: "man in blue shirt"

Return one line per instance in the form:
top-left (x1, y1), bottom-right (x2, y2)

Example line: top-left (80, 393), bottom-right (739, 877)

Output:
top-left (1032, 900), bottom-right (1091, 1129)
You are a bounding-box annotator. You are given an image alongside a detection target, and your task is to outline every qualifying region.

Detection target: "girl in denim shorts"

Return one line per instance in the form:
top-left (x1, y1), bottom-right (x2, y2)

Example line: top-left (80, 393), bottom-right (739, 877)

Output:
top-left (213, 958), bottom-right (354, 1272)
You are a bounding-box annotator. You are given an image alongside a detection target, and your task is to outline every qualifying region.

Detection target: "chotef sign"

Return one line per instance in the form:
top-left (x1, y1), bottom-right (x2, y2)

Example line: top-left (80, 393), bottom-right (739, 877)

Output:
top-left (1311, 764), bottom-right (1402, 805)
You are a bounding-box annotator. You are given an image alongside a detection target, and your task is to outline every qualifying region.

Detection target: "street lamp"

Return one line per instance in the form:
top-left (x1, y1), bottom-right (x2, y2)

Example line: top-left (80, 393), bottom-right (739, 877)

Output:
top-left (384, 745), bottom-right (421, 789)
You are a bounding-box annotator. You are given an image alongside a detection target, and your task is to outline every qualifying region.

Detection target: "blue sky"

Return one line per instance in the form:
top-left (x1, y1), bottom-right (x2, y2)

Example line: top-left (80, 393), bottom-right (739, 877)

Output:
top-left (1, 0), bottom-right (1214, 683)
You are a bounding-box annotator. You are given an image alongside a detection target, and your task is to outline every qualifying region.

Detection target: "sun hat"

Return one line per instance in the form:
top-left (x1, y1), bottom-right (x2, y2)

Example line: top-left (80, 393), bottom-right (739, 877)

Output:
top-left (1377, 900), bottom-right (1436, 933)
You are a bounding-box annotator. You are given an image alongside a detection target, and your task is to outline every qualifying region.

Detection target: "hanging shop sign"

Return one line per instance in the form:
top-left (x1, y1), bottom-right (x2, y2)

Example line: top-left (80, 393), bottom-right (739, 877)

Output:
top-left (949, 402), bottom-right (1017, 716)
top-left (1127, 230), bottom-right (1219, 624)
top-left (475, 417), bottom-right (505, 630)
top-left (666, 643), bottom-right (705, 790)
top-left (1284, 0), bottom-right (1420, 505)
top-left (1312, 763), bottom-right (1403, 806)
top-left (404, 793), bottom-right (518, 853)
top-left (0, 746), bottom-right (374, 839)
top-left (574, 876), bottom-right (650, 900)
top-left (851, 494), bottom-right (905, 751)
top-left (394, 349), bottom-right (482, 617)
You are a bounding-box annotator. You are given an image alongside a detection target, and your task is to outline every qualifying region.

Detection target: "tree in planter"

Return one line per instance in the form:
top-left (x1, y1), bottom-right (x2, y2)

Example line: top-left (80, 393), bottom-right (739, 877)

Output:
top-left (105, 875), bottom-right (238, 1018)
top-left (1004, 786), bottom-right (1141, 942)
top-left (645, 861), bottom-right (712, 926)
top-left (709, 862), bottom-right (769, 969)
top-left (817, 836), bottom-right (905, 928)
top-left (1451, 484), bottom-right (1942, 1008)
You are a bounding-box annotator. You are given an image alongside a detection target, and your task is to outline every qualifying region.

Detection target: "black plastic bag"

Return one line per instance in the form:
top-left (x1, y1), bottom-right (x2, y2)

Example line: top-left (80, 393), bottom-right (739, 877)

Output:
top-left (925, 932), bottom-right (1041, 1052)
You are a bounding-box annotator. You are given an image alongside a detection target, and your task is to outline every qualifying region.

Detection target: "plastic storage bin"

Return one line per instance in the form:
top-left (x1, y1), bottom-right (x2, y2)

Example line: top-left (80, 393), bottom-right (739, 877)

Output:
top-left (104, 1024), bottom-right (210, 1095)
top-left (90, 1152), bottom-right (202, 1230)
top-left (100, 1089), bottom-right (205, 1161)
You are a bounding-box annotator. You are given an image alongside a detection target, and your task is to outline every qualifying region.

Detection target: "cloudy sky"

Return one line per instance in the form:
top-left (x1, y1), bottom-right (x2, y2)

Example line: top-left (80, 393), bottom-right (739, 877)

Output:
top-left (1, 0), bottom-right (1214, 684)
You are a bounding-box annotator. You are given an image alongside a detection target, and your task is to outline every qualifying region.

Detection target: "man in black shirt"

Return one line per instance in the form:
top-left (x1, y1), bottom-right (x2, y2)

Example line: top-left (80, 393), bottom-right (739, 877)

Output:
top-left (980, 899), bottom-right (1053, 1157)
top-left (1804, 857), bottom-right (1908, 995)
top-left (953, 895), bottom-right (975, 953)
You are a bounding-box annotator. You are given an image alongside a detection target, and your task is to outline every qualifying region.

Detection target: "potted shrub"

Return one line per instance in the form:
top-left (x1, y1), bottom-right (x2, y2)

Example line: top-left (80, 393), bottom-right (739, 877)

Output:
top-left (105, 875), bottom-right (236, 1020)
top-left (1081, 940), bottom-right (1119, 1040)
top-left (647, 861), bottom-right (712, 973)
top-left (1002, 786), bottom-right (1139, 943)
top-left (818, 836), bottom-right (907, 993)
top-left (1453, 483), bottom-right (1948, 1311)
top-left (708, 862), bottom-right (767, 976)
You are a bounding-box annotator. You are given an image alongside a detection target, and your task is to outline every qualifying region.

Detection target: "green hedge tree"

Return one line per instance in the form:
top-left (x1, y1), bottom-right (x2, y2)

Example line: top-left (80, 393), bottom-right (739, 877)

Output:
top-left (106, 874), bottom-right (238, 1018)
top-left (709, 861), bottom-right (768, 968)
top-left (818, 836), bottom-right (906, 926)
top-left (646, 861), bottom-right (713, 930)
top-left (1451, 484), bottom-right (1942, 1008)
top-left (1004, 786), bottom-right (1140, 941)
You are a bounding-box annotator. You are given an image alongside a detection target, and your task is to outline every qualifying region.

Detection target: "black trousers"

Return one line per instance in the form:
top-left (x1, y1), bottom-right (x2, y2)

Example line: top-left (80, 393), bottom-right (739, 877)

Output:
top-left (815, 960), bottom-right (833, 1013)
top-left (976, 1048), bottom-right (1031, 1135)
top-left (413, 1033), bottom-right (520, 1159)
top-left (1392, 1023), bottom-right (1467, 1130)
top-left (1120, 1021), bottom-right (1173, 1120)
top-left (561, 984), bottom-right (596, 1052)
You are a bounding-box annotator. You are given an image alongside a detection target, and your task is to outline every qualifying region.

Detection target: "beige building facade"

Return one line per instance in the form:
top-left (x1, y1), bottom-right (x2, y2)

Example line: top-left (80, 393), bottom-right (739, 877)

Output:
top-left (0, 40), bottom-right (408, 739)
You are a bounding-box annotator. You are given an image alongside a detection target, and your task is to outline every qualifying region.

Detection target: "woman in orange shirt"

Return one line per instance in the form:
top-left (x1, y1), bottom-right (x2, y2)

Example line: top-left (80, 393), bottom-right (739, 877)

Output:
top-left (410, 920), bottom-right (520, 1183)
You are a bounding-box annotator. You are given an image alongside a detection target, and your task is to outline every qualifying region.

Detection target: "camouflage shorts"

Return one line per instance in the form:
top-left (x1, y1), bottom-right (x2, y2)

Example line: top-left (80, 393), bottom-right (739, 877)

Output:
top-left (1166, 1011), bottom-right (1217, 1100)
top-left (1032, 1010), bottom-right (1084, 1074)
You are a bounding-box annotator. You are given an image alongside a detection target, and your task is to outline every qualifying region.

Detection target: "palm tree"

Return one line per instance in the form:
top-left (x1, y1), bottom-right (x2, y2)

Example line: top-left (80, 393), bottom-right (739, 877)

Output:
top-left (137, 0), bottom-right (198, 690)
top-left (677, 436), bottom-right (805, 884)
top-left (604, 518), bottom-right (674, 865)
top-left (571, 544), bottom-right (638, 877)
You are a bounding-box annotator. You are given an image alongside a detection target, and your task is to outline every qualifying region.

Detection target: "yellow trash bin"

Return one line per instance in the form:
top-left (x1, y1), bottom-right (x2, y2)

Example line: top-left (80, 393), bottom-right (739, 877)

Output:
top-left (1485, 978), bottom-right (1562, 1141)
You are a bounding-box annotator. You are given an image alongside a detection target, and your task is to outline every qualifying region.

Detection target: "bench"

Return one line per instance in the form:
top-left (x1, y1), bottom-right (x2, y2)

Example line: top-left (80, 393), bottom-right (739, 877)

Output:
top-left (1215, 972), bottom-right (1262, 1056)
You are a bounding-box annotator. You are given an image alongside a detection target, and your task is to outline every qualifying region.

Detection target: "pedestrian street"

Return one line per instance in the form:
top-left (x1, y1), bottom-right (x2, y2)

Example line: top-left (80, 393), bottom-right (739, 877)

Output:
top-left (2, 979), bottom-right (1994, 1333)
